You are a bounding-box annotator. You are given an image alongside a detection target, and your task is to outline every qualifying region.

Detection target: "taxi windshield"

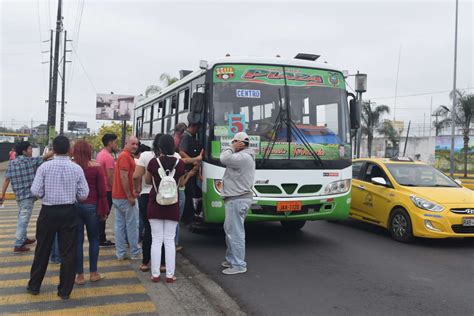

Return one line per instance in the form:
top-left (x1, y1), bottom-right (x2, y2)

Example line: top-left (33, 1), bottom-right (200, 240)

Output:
top-left (385, 164), bottom-right (459, 187)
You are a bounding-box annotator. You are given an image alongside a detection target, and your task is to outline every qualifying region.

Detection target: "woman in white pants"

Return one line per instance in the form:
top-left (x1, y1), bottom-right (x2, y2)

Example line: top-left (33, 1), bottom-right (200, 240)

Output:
top-left (145, 135), bottom-right (188, 283)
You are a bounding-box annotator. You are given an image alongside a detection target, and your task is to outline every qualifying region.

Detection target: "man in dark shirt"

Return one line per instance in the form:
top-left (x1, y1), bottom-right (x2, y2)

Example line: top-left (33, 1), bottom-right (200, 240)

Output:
top-left (179, 123), bottom-right (202, 223)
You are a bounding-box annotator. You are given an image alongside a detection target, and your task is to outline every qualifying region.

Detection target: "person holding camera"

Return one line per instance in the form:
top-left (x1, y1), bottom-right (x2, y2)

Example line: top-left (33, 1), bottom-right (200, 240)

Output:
top-left (219, 132), bottom-right (255, 275)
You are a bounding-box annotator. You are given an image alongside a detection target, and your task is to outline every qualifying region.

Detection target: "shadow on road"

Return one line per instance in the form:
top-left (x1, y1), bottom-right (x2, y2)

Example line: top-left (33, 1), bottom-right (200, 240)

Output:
top-left (332, 219), bottom-right (474, 248)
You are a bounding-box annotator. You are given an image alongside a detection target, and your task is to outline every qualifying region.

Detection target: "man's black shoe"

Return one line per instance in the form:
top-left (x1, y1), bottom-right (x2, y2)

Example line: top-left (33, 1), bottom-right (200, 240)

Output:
top-left (99, 240), bottom-right (115, 247)
top-left (27, 287), bottom-right (39, 295)
top-left (57, 293), bottom-right (70, 300)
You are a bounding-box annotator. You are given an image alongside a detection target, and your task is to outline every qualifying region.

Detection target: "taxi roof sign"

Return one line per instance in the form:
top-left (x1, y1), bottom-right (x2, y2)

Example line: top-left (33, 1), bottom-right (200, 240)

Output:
top-left (389, 157), bottom-right (414, 162)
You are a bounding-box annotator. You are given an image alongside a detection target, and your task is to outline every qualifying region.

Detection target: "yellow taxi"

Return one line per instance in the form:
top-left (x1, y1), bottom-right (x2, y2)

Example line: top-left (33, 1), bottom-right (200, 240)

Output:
top-left (350, 157), bottom-right (474, 242)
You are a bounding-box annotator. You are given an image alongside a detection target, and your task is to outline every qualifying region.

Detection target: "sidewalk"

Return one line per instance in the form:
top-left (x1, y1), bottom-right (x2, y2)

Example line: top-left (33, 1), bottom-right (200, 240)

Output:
top-left (0, 199), bottom-right (244, 315)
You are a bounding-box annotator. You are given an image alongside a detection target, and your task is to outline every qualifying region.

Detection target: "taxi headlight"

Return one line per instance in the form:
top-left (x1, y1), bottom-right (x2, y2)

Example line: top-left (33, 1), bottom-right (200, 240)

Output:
top-left (323, 180), bottom-right (351, 195)
top-left (410, 195), bottom-right (444, 212)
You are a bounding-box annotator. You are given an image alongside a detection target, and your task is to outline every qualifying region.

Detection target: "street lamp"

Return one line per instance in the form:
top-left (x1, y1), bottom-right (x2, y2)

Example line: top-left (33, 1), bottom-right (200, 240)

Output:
top-left (450, 0), bottom-right (459, 177)
top-left (355, 72), bottom-right (367, 158)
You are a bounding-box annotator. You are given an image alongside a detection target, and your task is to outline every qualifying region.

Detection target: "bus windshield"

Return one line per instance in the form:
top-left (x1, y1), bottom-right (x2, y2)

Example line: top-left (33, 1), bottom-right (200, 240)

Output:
top-left (211, 64), bottom-right (350, 161)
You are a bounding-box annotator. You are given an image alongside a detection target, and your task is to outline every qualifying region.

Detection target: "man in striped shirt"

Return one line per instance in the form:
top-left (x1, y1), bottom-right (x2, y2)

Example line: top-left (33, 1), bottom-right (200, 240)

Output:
top-left (27, 136), bottom-right (89, 300)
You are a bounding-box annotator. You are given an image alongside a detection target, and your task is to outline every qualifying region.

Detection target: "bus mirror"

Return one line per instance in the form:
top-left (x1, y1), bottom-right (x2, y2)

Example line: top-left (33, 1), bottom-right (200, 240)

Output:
top-left (350, 99), bottom-right (360, 129)
top-left (191, 92), bottom-right (205, 113)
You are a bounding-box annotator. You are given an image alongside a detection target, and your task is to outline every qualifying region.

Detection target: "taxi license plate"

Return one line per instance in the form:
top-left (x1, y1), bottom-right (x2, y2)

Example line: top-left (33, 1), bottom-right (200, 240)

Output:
top-left (462, 217), bottom-right (474, 227)
top-left (277, 201), bottom-right (302, 212)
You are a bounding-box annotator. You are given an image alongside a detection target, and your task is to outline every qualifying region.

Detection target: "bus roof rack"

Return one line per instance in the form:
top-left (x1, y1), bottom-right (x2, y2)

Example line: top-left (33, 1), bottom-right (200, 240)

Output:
top-left (294, 53), bottom-right (320, 61)
top-left (389, 157), bottom-right (414, 162)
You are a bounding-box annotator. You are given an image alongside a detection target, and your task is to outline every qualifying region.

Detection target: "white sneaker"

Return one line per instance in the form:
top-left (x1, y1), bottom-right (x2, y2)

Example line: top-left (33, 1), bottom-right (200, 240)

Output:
top-left (130, 254), bottom-right (142, 260)
top-left (222, 267), bottom-right (247, 275)
top-left (221, 261), bottom-right (231, 268)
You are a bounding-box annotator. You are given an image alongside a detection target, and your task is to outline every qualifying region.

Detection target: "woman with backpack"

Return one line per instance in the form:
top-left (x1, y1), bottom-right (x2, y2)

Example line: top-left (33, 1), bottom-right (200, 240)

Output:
top-left (145, 134), bottom-right (188, 283)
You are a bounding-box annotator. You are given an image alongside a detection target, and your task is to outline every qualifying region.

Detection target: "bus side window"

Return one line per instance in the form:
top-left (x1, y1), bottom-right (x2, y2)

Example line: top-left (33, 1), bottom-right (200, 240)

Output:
top-left (178, 89), bottom-right (189, 112)
top-left (171, 95), bottom-right (177, 114)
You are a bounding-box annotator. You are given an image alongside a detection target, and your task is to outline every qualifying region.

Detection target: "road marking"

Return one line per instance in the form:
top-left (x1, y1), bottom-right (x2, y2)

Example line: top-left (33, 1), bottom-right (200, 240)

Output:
top-left (0, 270), bottom-right (137, 288)
top-left (0, 284), bottom-right (146, 305)
top-left (0, 248), bottom-right (117, 263)
top-left (9, 301), bottom-right (156, 315)
top-left (0, 259), bottom-right (128, 275)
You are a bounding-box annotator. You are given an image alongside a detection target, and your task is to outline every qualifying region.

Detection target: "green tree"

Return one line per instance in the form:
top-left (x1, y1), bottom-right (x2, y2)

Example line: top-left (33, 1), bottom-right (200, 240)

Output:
top-left (361, 101), bottom-right (390, 157)
top-left (88, 122), bottom-right (132, 152)
top-left (451, 93), bottom-right (474, 177)
top-left (159, 73), bottom-right (179, 87)
top-left (377, 120), bottom-right (401, 148)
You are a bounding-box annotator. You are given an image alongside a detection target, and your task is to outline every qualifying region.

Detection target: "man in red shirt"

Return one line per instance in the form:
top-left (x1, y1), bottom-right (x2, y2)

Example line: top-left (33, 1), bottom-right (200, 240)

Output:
top-left (112, 136), bottom-right (141, 260)
top-left (96, 133), bottom-right (118, 247)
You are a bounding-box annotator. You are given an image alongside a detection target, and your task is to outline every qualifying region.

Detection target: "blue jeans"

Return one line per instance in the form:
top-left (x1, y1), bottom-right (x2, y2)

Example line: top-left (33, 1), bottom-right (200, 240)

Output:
top-left (223, 198), bottom-right (252, 269)
top-left (113, 198), bottom-right (141, 259)
top-left (175, 189), bottom-right (186, 245)
top-left (14, 198), bottom-right (35, 247)
top-left (76, 204), bottom-right (100, 274)
top-left (50, 234), bottom-right (60, 263)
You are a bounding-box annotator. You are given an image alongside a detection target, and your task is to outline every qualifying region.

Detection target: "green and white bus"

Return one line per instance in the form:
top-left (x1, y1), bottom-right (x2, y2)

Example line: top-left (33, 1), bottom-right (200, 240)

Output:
top-left (134, 55), bottom-right (359, 230)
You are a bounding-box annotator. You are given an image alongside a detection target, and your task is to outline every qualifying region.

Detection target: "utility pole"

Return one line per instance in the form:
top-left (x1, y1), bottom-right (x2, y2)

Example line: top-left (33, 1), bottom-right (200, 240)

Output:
top-left (429, 97), bottom-right (433, 137)
top-left (449, 0), bottom-right (459, 177)
top-left (423, 113), bottom-right (426, 137)
top-left (59, 30), bottom-right (72, 135)
top-left (47, 0), bottom-right (62, 141)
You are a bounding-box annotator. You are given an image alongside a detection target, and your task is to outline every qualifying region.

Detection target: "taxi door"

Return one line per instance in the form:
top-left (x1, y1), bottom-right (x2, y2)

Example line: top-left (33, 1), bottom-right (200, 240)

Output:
top-left (350, 161), bottom-right (370, 220)
top-left (359, 163), bottom-right (395, 227)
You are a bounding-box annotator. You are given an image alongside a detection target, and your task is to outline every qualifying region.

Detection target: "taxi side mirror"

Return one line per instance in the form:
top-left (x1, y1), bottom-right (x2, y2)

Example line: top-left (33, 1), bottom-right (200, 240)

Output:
top-left (371, 177), bottom-right (387, 186)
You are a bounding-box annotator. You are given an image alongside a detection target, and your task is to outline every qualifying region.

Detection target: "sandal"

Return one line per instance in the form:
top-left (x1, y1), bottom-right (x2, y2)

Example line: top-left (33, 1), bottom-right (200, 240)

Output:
top-left (139, 264), bottom-right (150, 272)
top-left (75, 278), bottom-right (85, 285)
top-left (90, 273), bottom-right (106, 282)
top-left (166, 276), bottom-right (177, 283)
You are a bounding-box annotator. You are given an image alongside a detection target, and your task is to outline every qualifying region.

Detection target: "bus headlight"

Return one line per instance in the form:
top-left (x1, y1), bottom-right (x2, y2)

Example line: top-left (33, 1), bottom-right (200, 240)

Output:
top-left (323, 180), bottom-right (351, 195)
top-left (214, 179), bottom-right (223, 194)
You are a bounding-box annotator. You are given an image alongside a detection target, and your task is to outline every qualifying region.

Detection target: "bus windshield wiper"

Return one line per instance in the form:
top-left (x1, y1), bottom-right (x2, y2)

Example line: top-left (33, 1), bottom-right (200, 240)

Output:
top-left (261, 86), bottom-right (323, 167)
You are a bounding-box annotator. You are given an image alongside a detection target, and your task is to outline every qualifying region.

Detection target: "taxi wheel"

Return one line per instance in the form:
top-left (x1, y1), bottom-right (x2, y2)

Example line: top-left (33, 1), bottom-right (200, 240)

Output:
top-left (389, 208), bottom-right (414, 243)
top-left (280, 220), bottom-right (306, 231)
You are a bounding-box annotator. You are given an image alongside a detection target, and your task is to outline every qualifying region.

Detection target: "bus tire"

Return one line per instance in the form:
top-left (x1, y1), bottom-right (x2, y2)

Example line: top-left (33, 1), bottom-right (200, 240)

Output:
top-left (388, 208), bottom-right (414, 243)
top-left (280, 220), bottom-right (306, 231)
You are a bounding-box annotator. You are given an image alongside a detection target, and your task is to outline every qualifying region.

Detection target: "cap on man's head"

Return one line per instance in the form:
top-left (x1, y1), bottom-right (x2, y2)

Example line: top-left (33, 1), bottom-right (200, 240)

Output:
top-left (232, 132), bottom-right (249, 143)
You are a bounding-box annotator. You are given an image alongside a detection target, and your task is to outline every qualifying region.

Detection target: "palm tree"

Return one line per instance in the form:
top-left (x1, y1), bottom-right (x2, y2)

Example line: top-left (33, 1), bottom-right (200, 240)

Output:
top-left (159, 73), bottom-right (179, 87)
top-left (432, 106), bottom-right (451, 136)
top-left (145, 85), bottom-right (161, 97)
top-left (452, 93), bottom-right (474, 177)
top-left (361, 101), bottom-right (390, 157)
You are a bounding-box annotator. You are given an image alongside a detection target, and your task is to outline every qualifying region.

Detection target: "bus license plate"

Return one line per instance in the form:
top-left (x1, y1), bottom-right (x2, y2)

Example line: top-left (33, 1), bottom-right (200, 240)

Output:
top-left (277, 201), bottom-right (302, 212)
top-left (462, 217), bottom-right (474, 227)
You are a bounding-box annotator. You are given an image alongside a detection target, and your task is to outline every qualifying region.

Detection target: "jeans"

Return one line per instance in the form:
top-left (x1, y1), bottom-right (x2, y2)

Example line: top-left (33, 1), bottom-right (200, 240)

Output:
top-left (113, 198), bottom-right (141, 259)
top-left (76, 204), bottom-right (100, 274)
top-left (223, 198), bottom-right (252, 269)
top-left (138, 194), bottom-right (151, 265)
top-left (14, 198), bottom-right (35, 247)
top-left (150, 219), bottom-right (177, 278)
top-left (50, 234), bottom-right (60, 263)
top-left (175, 189), bottom-right (186, 245)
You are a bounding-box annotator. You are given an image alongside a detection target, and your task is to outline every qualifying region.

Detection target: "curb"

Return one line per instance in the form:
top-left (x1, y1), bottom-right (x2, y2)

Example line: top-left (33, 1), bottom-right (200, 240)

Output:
top-left (176, 253), bottom-right (246, 316)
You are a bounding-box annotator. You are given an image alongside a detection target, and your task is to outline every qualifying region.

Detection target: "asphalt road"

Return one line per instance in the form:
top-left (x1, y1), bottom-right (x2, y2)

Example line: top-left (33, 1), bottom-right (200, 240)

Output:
top-left (180, 219), bottom-right (474, 316)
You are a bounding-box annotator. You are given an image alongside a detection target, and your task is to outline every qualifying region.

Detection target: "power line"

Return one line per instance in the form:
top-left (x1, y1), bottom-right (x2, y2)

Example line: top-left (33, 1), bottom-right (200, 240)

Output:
top-left (70, 42), bottom-right (97, 93)
top-left (370, 87), bottom-right (474, 100)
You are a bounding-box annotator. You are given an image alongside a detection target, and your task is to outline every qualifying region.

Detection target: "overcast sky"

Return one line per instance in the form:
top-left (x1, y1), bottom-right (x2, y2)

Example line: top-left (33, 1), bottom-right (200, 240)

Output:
top-left (1, 0), bottom-right (472, 134)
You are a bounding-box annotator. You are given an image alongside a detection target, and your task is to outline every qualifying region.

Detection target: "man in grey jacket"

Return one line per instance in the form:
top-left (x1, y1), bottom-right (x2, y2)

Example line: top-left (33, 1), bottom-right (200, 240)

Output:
top-left (220, 132), bottom-right (255, 275)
